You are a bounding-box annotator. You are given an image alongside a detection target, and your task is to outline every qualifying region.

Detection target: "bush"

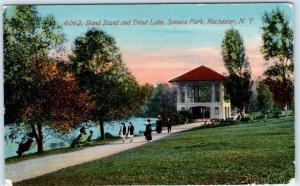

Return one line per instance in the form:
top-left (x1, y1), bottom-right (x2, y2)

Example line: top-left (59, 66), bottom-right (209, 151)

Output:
top-left (240, 116), bottom-right (250, 122)
top-left (104, 132), bottom-right (114, 139)
top-left (179, 110), bottom-right (193, 123)
top-left (167, 111), bottom-right (193, 125)
top-left (170, 112), bottom-right (183, 125)
top-left (272, 110), bottom-right (282, 118)
top-left (255, 114), bottom-right (265, 120)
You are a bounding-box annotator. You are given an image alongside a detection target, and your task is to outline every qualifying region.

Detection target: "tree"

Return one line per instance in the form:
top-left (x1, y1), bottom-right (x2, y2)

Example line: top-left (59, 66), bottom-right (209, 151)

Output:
top-left (256, 81), bottom-right (273, 113)
top-left (142, 83), bottom-right (177, 117)
top-left (4, 5), bottom-right (92, 153)
top-left (70, 29), bottom-right (153, 140)
top-left (261, 8), bottom-right (293, 109)
top-left (20, 61), bottom-right (94, 152)
top-left (4, 5), bottom-right (64, 123)
top-left (221, 28), bottom-right (253, 112)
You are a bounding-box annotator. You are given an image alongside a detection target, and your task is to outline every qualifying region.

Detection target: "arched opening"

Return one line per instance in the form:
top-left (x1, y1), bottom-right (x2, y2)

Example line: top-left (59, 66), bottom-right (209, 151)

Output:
top-left (192, 106), bottom-right (210, 119)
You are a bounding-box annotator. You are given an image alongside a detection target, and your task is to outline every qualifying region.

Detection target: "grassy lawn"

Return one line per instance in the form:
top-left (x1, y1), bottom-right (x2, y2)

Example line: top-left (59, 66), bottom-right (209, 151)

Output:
top-left (16, 117), bottom-right (294, 185)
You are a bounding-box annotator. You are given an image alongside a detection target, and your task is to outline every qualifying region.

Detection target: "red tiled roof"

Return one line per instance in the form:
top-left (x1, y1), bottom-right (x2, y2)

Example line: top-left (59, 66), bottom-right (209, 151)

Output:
top-left (169, 65), bottom-right (225, 82)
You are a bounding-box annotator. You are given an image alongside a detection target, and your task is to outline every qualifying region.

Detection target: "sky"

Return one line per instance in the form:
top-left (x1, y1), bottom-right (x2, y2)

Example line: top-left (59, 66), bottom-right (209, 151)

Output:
top-left (11, 3), bottom-right (294, 84)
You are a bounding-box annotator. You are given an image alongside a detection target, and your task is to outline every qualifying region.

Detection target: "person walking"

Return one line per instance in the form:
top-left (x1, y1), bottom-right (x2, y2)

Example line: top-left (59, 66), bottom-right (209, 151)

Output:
top-left (167, 117), bottom-right (172, 133)
top-left (119, 122), bottom-right (126, 143)
top-left (156, 115), bottom-right (163, 134)
top-left (144, 119), bottom-right (152, 142)
top-left (127, 122), bottom-right (135, 143)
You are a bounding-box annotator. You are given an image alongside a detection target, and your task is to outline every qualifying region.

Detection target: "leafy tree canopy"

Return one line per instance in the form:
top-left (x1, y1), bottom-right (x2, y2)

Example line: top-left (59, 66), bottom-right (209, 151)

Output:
top-left (4, 5), bottom-right (92, 153)
top-left (221, 28), bottom-right (250, 76)
top-left (141, 83), bottom-right (176, 117)
top-left (261, 8), bottom-right (293, 63)
top-left (261, 8), bottom-right (293, 109)
top-left (256, 81), bottom-right (273, 113)
top-left (221, 28), bottom-right (253, 111)
top-left (70, 28), bottom-right (153, 139)
top-left (4, 5), bottom-right (65, 123)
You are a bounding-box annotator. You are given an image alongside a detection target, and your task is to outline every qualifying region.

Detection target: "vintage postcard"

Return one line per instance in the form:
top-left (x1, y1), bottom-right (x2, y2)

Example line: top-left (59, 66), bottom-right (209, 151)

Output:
top-left (3, 2), bottom-right (294, 185)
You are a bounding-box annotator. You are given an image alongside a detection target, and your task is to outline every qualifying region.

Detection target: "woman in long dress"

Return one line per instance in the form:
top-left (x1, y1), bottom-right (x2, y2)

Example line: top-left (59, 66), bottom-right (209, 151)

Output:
top-left (144, 119), bottom-right (152, 142)
top-left (156, 115), bottom-right (163, 134)
top-left (127, 122), bottom-right (135, 143)
top-left (119, 122), bottom-right (126, 143)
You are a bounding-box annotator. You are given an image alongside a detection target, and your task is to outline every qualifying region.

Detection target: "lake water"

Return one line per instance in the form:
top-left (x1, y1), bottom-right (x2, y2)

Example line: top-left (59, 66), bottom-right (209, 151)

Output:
top-left (4, 117), bottom-right (156, 158)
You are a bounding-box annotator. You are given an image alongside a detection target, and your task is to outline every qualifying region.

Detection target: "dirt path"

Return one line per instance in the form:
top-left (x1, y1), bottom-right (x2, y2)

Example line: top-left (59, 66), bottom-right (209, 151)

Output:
top-left (5, 122), bottom-right (205, 183)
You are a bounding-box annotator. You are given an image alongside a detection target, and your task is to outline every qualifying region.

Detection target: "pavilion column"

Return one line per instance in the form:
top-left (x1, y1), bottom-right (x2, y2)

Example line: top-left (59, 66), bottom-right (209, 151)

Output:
top-left (211, 82), bottom-right (215, 102)
top-left (211, 82), bottom-right (215, 119)
top-left (177, 84), bottom-right (181, 104)
top-left (220, 83), bottom-right (224, 119)
top-left (184, 85), bottom-right (189, 103)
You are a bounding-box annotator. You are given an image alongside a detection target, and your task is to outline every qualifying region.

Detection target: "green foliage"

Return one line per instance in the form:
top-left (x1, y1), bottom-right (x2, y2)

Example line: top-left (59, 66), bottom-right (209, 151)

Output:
top-left (141, 83), bottom-right (176, 117)
top-left (272, 110), bottom-right (282, 118)
top-left (221, 28), bottom-right (253, 111)
top-left (177, 110), bottom-right (192, 123)
top-left (249, 109), bottom-right (294, 121)
top-left (70, 28), bottom-right (154, 139)
top-left (17, 117), bottom-right (294, 185)
top-left (221, 29), bottom-right (248, 76)
top-left (261, 8), bottom-right (294, 109)
top-left (4, 6), bottom-right (95, 155)
top-left (4, 5), bottom-right (69, 153)
top-left (168, 110), bottom-right (193, 125)
top-left (70, 28), bottom-right (122, 75)
top-left (264, 67), bottom-right (294, 109)
top-left (256, 81), bottom-right (273, 113)
top-left (4, 6), bottom-right (64, 123)
top-left (252, 114), bottom-right (266, 121)
top-left (224, 73), bottom-right (252, 111)
top-left (261, 8), bottom-right (293, 62)
top-left (240, 116), bottom-right (250, 122)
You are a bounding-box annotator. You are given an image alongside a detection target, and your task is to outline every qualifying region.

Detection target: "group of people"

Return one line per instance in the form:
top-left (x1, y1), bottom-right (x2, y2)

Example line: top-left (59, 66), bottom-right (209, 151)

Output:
top-left (16, 116), bottom-right (173, 157)
top-left (122, 116), bottom-right (173, 143)
top-left (156, 116), bottom-right (173, 134)
top-left (144, 116), bottom-right (173, 142)
top-left (119, 122), bottom-right (135, 143)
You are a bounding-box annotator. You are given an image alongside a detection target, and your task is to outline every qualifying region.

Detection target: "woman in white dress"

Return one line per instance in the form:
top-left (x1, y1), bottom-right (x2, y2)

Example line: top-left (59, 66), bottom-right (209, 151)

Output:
top-left (119, 122), bottom-right (126, 143)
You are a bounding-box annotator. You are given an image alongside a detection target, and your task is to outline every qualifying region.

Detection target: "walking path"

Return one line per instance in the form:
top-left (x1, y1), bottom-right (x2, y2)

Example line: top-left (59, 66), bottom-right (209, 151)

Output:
top-left (6, 122), bottom-right (206, 183)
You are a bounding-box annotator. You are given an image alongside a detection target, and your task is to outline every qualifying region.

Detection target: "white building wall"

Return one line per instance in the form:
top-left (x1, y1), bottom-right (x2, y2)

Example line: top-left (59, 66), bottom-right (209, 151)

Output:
top-left (175, 81), bottom-right (231, 120)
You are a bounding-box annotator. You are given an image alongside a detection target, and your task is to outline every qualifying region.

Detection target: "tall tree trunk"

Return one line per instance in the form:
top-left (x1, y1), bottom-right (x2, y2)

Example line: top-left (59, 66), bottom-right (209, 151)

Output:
top-left (99, 120), bottom-right (105, 140)
top-left (30, 123), bottom-right (44, 154)
top-left (282, 73), bottom-right (288, 110)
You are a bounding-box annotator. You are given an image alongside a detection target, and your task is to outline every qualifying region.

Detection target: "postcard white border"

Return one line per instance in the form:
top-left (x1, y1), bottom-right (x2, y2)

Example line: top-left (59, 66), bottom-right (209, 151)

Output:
top-left (0, 1), bottom-right (298, 186)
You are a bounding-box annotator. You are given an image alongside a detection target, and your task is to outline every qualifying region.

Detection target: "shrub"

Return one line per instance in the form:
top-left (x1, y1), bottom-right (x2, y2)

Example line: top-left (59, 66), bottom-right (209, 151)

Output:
top-left (272, 110), bottom-right (282, 118)
top-left (167, 111), bottom-right (193, 125)
top-left (255, 114), bottom-right (265, 120)
top-left (240, 116), bottom-right (250, 122)
top-left (104, 132), bottom-right (114, 139)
